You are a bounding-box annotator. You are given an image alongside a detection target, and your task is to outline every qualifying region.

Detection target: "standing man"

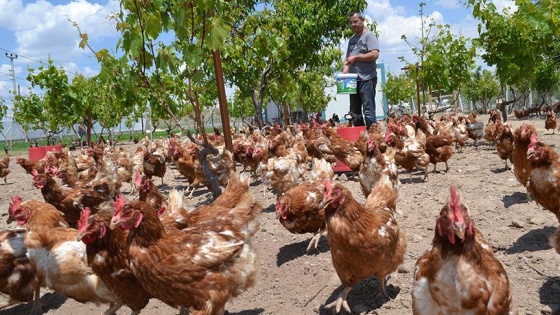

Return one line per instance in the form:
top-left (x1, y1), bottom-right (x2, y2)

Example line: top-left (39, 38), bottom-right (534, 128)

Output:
top-left (343, 11), bottom-right (379, 129)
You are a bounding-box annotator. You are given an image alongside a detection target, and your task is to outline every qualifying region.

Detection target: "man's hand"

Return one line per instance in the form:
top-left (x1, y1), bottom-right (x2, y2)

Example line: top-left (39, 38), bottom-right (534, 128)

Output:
top-left (344, 56), bottom-right (357, 66)
top-left (342, 65), bottom-right (349, 74)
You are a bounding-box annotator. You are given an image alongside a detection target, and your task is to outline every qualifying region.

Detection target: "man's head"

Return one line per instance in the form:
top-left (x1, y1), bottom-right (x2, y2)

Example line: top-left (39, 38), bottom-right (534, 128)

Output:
top-left (348, 11), bottom-right (365, 34)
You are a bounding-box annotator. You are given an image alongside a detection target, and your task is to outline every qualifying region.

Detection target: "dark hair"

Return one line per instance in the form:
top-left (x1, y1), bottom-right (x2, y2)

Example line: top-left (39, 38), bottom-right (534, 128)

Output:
top-left (348, 11), bottom-right (364, 20)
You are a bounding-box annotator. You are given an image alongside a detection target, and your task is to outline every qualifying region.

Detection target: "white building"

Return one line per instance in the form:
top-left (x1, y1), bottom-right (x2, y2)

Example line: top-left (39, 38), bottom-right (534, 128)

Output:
top-left (265, 64), bottom-right (387, 124)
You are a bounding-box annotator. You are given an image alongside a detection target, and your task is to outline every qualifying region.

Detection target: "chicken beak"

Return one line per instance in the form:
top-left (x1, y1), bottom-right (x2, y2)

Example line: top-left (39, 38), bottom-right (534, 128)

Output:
top-left (76, 232), bottom-right (84, 242)
top-left (453, 223), bottom-right (466, 241)
top-left (6, 216), bottom-right (13, 224)
top-left (318, 199), bottom-right (328, 210)
top-left (109, 220), bottom-right (119, 230)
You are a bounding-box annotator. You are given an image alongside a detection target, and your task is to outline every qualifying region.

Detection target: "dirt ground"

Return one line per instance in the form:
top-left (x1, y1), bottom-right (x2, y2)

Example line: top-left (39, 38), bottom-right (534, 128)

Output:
top-left (1, 113), bottom-right (560, 315)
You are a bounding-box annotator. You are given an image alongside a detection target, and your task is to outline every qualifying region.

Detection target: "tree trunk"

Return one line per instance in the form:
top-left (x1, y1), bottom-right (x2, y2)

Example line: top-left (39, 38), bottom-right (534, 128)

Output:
top-left (251, 66), bottom-right (271, 128)
top-left (283, 100), bottom-right (290, 126)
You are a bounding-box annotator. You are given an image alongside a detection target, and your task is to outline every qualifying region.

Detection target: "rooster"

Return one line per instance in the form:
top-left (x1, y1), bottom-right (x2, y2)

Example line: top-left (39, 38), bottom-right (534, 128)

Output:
top-left (412, 186), bottom-right (513, 314)
top-left (109, 188), bottom-right (261, 314)
top-left (318, 162), bottom-right (405, 313)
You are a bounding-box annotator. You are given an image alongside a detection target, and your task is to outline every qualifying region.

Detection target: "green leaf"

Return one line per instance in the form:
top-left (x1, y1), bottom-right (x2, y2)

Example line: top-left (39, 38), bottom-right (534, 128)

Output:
top-left (210, 17), bottom-right (228, 50)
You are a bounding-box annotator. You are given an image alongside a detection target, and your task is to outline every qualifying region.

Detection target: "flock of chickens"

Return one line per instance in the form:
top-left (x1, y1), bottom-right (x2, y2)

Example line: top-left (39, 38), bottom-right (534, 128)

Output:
top-left (0, 107), bottom-right (558, 314)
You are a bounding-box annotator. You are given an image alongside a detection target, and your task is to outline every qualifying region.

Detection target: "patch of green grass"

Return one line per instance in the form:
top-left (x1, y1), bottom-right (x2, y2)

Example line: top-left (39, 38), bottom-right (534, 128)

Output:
top-left (0, 128), bottom-right (214, 156)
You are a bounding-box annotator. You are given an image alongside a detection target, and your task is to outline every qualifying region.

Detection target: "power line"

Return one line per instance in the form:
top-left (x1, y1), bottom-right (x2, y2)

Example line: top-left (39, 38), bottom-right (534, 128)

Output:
top-left (0, 47), bottom-right (95, 78)
top-left (0, 47), bottom-right (48, 68)
top-left (0, 72), bottom-right (27, 81)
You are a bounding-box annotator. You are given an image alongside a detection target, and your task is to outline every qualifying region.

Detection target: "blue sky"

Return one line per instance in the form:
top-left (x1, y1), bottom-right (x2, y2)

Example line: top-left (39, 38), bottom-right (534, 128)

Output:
top-left (0, 0), bottom-right (516, 107)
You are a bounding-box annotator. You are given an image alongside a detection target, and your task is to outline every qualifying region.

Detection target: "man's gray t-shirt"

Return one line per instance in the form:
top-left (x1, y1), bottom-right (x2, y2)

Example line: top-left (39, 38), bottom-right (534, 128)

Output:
top-left (346, 30), bottom-right (379, 81)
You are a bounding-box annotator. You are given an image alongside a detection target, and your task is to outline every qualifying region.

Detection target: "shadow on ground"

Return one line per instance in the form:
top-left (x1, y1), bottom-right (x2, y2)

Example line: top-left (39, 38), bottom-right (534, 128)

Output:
top-left (276, 236), bottom-right (329, 267)
top-left (506, 225), bottom-right (556, 254)
top-left (0, 293), bottom-right (66, 315)
top-left (319, 278), bottom-right (400, 315)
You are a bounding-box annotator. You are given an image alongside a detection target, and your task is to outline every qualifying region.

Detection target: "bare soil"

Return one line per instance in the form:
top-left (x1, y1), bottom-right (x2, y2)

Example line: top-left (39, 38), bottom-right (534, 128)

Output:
top-left (0, 114), bottom-right (559, 315)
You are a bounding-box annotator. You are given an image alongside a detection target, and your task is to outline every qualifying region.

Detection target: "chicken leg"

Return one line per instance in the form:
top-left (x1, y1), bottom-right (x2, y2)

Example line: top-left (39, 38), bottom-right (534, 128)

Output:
top-left (376, 276), bottom-right (390, 299)
top-left (306, 229), bottom-right (327, 253)
top-left (324, 286), bottom-right (352, 313)
top-left (103, 302), bottom-right (124, 315)
top-left (29, 284), bottom-right (43, 315)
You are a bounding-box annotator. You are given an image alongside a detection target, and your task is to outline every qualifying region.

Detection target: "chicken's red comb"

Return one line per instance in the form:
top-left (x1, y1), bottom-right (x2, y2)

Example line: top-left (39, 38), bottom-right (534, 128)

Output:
top-left (31, 169), bottom-right (39, 177)
top-left (384, 129), bottom-right (392, 141)
top-left (529, 133), bottom-right (538, 145)
top-left (8, 195), bottom-right (22, 214)
top-left (449, 186), bottom-right (463, 222)
top-left (324, 179), bottom-right (332, 193)
top-left (114, 195), bottom-right (126, 214)
top-left (77, 207), bottom-right (91, 230)
top-left (134, 172), bottom-right (142, 187)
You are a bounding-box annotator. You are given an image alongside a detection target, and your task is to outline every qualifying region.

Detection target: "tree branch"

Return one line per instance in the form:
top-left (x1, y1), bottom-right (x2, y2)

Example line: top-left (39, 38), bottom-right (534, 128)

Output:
top-left (186, 132), bottom-right (221, 200)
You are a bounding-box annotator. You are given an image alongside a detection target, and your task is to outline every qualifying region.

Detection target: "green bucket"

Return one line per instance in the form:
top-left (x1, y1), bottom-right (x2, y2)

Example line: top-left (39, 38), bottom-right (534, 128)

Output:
top-left (336, 73), bottom-right (358, 94)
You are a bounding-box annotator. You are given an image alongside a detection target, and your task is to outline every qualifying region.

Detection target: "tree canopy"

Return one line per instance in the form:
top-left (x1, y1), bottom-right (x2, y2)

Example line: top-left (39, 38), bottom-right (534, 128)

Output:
top-left (467, 0), bottom-right (560, 102)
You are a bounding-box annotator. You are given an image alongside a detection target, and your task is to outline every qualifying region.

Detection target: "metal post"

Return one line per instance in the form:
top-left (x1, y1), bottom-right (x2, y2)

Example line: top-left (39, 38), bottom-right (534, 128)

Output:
top-left (5, 53), bottom-right (18, 148)
top-left (212, 49), bottom-right (233, 152)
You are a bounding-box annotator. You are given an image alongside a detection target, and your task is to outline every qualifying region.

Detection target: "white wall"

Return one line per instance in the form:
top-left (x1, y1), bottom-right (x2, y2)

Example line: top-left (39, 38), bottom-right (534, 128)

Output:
top-left (263, 64), bottom-right (387, 124)
top-left (324, 65), bottom-right (387, 122)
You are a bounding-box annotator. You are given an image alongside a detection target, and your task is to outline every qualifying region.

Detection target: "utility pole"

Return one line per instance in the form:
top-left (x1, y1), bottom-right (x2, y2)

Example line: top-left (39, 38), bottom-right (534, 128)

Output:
top-left (5, 53), bottom-right (17, 94)
top-left (5, 53), bottom-right (18, 149)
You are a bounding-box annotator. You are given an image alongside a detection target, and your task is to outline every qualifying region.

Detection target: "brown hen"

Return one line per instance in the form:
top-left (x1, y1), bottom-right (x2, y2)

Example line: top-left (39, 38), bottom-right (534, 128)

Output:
top-left (412, 186), bottom-right (513, 314)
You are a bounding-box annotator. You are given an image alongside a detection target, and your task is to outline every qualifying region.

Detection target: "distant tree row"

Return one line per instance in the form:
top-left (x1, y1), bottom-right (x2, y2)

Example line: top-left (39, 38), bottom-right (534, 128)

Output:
top-left (6, 0), bottom-right (559, 144)
top-left (386, 1), bottom-right (560, 115)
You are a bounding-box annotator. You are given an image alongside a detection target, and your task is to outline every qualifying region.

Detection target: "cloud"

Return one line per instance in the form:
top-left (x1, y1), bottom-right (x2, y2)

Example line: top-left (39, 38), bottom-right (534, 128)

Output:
top-left (0, 0), bottom-right (119, 70)
top-left (492, 0), bottom-right (518, 13)
top-left (365, 0), bottom-right (407, 20)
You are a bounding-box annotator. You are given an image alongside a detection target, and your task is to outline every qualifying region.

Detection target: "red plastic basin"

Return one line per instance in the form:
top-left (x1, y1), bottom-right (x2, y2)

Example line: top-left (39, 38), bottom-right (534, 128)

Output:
top-left (28, 146), bottom-right (47, 162)
top-left (332, 126), bottom-right (366, 173)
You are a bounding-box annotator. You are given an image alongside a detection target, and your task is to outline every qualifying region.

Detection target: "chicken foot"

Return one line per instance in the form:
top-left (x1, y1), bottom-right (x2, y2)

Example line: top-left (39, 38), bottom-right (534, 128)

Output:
top-left (306, 229), bottom-right (327, 253)
top-left (375, 276), bottom-right (390, 299)
top-left (324, 286), bottom-right (352, 313)
top-left (104, 302), bottom-right (124, 315)
top-left (422, 167), bottom-right (429, 181)
top-left (185, 185), bottom-right (196, 199)
top-left (0, 299), bottom-right (22, 311)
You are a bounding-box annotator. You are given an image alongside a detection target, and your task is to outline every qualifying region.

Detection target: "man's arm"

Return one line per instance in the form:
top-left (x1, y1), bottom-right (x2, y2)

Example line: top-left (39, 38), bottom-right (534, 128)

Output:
top-left (345, 49), bottom-right (378, 66)
top-left (343, 53), bottom-right (350, 73)
top-left (353, 49), bottom-right (379, 62)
